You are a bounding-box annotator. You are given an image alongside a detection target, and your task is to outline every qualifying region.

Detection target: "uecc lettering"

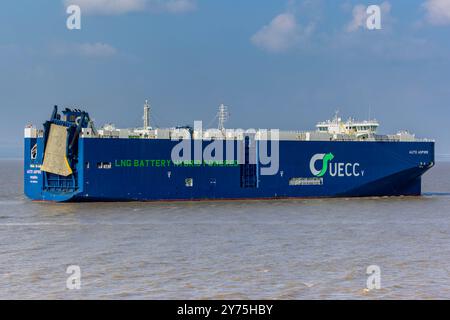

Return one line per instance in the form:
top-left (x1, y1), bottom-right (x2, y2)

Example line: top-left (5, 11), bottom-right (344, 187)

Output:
top-left (310, 153), bottom-right (364, 177)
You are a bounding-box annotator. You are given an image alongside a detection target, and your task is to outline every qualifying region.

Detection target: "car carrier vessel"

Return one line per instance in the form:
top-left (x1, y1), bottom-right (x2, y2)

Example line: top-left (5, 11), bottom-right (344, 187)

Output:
top-left (24, 102), bottom-right (434, 202)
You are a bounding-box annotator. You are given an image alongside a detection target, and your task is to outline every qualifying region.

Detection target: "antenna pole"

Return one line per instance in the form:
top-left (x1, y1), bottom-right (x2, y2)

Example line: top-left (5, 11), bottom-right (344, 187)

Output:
top-left (143, 100), bottom-right (151, 129)
top-left (218, 104), bottom-right (229, 130)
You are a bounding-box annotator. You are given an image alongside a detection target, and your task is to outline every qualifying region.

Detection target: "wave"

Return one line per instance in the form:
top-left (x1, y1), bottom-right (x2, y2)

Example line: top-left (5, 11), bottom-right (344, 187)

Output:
top-left (422, 192), bottom-right (450, 197)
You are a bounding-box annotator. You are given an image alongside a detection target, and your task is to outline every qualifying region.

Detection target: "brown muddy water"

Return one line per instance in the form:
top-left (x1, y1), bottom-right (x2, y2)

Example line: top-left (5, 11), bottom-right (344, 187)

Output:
top-left (0, 160), bottom-right (449, 299)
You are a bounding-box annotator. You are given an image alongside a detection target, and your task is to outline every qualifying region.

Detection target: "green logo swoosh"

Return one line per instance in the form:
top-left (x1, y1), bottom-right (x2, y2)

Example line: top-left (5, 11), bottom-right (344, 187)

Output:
top-left (317, 153), bottom-right (334, 177)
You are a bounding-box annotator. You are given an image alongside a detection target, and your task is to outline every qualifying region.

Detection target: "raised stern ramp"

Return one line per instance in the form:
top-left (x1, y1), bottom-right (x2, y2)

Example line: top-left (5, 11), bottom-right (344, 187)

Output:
top-left (41, 124), bottom-right (73, 177)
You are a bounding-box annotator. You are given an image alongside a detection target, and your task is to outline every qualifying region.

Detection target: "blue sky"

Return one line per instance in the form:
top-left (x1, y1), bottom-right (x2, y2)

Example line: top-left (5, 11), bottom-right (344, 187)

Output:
top-left (1, 0), bottom-right (450, 158)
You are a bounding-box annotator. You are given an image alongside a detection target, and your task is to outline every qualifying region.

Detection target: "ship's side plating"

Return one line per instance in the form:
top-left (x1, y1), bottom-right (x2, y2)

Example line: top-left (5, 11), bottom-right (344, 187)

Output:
top-left (75, 138), bottom-right (433, 201)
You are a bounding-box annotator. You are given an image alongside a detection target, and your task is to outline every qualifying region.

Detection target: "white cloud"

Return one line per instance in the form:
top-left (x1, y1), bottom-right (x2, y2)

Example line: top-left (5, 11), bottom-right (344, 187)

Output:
top-left (77, 42), bottom-right (117, 57)
top-left (251, 13), bottom-right (313, 53)
top-left (423, 0), bottom-right (450, 25)
top-left (63, 0), bottom-right (196, 15)
top-left (52, 42), bottom-right (117, 57)
top-left (346, 2), bottom-right (391, 32)
top-left (346, 4), bottom-right (367, 32)
top-left (157, 0), bottom-right (197, 13)
top-left (63, 0), bottom-right (146, 15)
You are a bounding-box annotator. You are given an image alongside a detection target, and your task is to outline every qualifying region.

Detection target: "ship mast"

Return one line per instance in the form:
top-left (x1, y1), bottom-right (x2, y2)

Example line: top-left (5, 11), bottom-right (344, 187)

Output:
top-left (218, 103), bottom-right (229, 130)
top-left (143, 100), bottom-right (151, 129)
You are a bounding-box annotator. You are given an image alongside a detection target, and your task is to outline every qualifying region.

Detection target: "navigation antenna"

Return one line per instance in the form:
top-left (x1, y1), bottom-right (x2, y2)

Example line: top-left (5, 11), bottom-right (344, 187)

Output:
top-left (334, 109), bottom-right (340, 123)
top-left (218, 103), bottom-right (229, 130)
top-left (143, 100), bottom-right (151, 129)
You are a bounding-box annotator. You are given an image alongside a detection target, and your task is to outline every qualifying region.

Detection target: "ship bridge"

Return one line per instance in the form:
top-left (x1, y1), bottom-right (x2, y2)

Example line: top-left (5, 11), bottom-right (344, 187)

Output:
top-left (316, 112), bottom-right (379, 139)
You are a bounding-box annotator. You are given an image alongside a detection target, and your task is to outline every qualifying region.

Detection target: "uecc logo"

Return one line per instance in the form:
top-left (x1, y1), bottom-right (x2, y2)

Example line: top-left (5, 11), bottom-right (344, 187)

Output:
top-left (310, 153), bottom-right (363, 177)
top-left (309, 153), bottom-right (334, 177)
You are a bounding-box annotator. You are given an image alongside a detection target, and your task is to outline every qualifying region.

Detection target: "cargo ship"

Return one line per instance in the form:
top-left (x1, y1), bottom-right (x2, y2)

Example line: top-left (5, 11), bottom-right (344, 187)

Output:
top-left (24, 102), bottom-right (434, 202)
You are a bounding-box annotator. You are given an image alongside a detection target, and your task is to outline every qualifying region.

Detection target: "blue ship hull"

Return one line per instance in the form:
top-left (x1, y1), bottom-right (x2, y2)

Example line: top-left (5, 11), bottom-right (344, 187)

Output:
top-left (24, 136), bottom-right (435, 202)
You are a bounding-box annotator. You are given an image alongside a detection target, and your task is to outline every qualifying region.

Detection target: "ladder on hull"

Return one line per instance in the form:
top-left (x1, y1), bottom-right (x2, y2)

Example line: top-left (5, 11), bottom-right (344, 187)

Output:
top-left (240, 135), bottom-right (258, 188)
